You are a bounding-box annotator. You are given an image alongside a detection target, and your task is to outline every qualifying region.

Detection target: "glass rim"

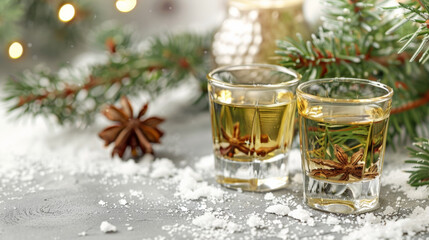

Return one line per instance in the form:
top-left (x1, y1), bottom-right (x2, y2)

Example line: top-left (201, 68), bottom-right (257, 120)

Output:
top-left (207, 63), bottom-right (301, 89)
top-left (296, 78), bottom-right (394, 103)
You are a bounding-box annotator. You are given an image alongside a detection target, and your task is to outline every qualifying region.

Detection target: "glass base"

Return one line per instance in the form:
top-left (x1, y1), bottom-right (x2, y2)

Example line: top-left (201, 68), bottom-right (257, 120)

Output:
top-left (215, 153), bottom-right (289, 192)
top-left (304, 175), bottom-right (380, 214)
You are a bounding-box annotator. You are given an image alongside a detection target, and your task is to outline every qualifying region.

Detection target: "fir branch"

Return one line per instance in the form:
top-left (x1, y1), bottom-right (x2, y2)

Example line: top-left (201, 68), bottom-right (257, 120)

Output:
top-left (406, 138), bottom-right (429, 187)
top-left (277, 0), bottom-right (401, 80)
top-left (390, 89), bottom-right (429, 114)
top-left (3, 30), bottom-right (213, 126)
top-left (277, 0), bottom-right (429, 143)
top-left (386, 1), bottom-right (429, 63)
top-left (388, 1), bottom-right (429, 186)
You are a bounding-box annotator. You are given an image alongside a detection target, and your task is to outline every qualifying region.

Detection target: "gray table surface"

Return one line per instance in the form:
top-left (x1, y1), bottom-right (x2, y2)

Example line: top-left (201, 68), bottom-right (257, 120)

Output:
top-left (0, 87), bottom-right (428, 240)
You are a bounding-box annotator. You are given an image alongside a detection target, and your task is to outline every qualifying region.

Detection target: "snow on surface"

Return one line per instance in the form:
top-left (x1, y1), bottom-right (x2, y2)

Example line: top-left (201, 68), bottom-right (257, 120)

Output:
top-left (100, 221), bottom-right (117, 233)
top-left (265, 204), bottom-right (290, 216)
top-left (383, 169), bottom-right (429, 199)
top-left (1, 85), bottom-right (429, 239)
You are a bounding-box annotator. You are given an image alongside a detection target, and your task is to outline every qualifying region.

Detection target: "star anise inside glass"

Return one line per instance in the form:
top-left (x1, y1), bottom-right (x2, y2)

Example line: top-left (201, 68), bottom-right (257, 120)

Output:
top-left (220, 122), bottom-right (251, 157)
top-left (310, 145), bottom-right (369, 181)
top-left (98, 96), bottom-right (164, 159)
top-left (364, 164), bottom-right (379, 179)
top-left (219, 122), bottom-right (278, 157)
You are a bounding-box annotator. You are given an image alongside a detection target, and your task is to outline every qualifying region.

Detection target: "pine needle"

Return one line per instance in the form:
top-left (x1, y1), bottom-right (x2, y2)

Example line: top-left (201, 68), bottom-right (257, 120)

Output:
top-left (276, 0), bottom-right (429, 146)
top-left (3, 28), bottom-right (213, 126)
top-left (406, 138), bottom-right (429, 187)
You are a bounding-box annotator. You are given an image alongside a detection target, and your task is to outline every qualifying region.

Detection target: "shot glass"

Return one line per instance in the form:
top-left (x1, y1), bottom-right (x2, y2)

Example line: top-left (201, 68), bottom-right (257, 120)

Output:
top-left (297, 78), bottom-right (393, 214)
top-left (207, 64), bottom-right (300, 192)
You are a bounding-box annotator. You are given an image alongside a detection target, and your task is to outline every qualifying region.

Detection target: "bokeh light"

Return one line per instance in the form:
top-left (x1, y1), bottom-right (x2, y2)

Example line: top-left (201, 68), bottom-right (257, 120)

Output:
top-left (116, 0), bottom-right (137, 13)
top-left (58, 3), bottom-right (76, 22)
top-left (8, 42), bottom-right (24, 59)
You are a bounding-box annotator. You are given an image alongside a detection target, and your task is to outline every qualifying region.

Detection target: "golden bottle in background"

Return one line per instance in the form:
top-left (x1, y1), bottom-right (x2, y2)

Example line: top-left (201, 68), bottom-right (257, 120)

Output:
top-left (212, 0), bottom-right (309, 66)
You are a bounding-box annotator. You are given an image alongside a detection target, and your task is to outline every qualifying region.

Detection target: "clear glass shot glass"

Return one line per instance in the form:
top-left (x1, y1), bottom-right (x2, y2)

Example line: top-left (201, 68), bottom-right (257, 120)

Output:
top-left (207, 64), bottom-right (300, 192)
top-left (297, 78), bottom-right (393, 214)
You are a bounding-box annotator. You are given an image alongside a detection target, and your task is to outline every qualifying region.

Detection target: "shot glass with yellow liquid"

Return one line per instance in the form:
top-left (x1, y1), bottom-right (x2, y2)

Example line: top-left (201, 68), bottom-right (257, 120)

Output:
top-left (207, 64), bottom-right (300, 192)
top-left (297, 78), bottom-right (393, 214)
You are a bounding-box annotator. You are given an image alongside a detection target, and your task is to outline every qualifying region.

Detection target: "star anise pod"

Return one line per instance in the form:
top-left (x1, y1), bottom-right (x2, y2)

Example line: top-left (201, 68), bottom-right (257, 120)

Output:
top-left (220, 122), bottom-right (278, 157)
top-left (364, 164), bottom-right (379, 179)
top-left (220, 122), bottom-right (251, 157)
top-left (98, 96), bottom-right (164, 159)
top-left (310, 145), bottom-right (366, 181)
top-left (253, 145), bottom-right (280, 157)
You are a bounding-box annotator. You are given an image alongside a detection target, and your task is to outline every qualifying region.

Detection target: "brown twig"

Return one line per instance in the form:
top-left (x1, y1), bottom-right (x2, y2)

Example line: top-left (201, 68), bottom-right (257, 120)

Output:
top-left (290, 46), bottom-right (409, 77)
top-left (391, 89), bottom-right (429, 114)
top-left (17, 74), bottom-right (129, 107)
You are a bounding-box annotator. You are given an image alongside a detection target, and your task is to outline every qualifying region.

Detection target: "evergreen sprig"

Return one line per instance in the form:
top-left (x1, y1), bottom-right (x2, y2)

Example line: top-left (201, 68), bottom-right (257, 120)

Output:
top-left (3, 28), bottom-right (213, 126)
top-left (385, 1), bottom-right (429, 63)
top-left (388, 1), bottom-right (429, 187)
top-left (276, 0), bottom-right (429, 144)
top-left (406, 138), bottom-right (429, 187)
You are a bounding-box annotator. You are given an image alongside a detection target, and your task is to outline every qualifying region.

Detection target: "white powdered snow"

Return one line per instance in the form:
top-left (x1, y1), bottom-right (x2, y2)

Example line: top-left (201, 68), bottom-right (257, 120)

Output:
top-left (345, 206), bottom-right (429, 240)
top-left (288, 206), bottom-right (315, 226)
top-left (277, 228), bottom-right (289, 240)
top-left (326, 216), bottom-right (340, 225)
top-left (265, 204), bottom-right (290, 216)
top-left (175, 169), bottom-right (224, 201)
top-left (1, 84), bottom-right (429, 240)
top-left (118, 199), bottom-right (128, 205)
top-left (383, 169), bottom-right (429, 199)
top-left (264, 192), bottom-right (275, 200)
top-left (382, 206), bottom-right (395, 215)
top-left (194, 155), bottom-right (215, 175)
top-left (192, 212), bottom-right (227, 229)
top-left (114, 159), bottom-right (143, 175)
top-left (357, 213), bottom-right (381, 225)
top-left (192, 212), bottom-right (240, 233)
top-left (150, 158), bottom-right (176, 178)
top-left (100, 221), bottom-right (117, 233)
top-left (246, 214), bottom-right (265, 228)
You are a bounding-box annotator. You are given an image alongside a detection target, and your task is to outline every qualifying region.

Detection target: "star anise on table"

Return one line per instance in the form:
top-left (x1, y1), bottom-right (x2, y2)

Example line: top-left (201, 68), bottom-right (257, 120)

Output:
top-left (98, 96), bottom-right (164, 159)
top-left (219, 122), bottom-right (278, 157)
top-left (310, 145), bottom-right (366, 181)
